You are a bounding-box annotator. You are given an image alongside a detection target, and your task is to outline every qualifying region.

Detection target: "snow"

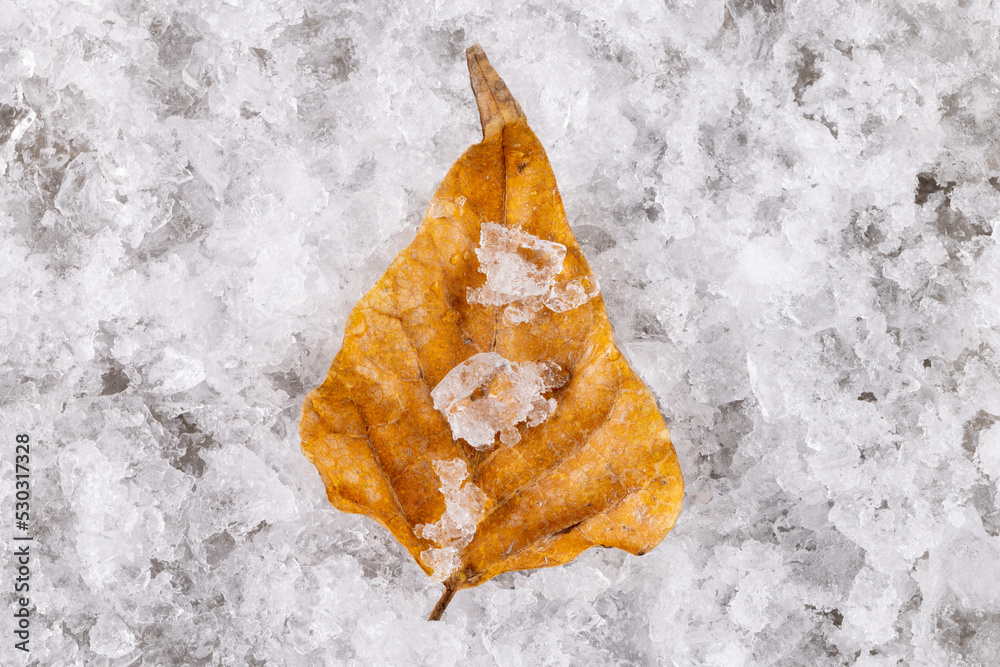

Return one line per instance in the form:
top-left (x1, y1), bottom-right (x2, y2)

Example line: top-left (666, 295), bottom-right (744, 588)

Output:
top-left (2, 0), bottom-right (1000, 664)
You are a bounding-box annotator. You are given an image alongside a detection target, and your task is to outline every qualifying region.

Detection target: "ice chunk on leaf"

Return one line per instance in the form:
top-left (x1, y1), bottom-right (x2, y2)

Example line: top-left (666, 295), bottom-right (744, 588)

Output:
top-left (430, 351), bottom-right (568, 449)
top-left (546, 275), bottom-right (601, 313)
top-left (469, 222), bottom-right (566, 301)
top-left (468, 222), bottom-right (600, 325)
top-left (416, 459), bottom-right (488, 582)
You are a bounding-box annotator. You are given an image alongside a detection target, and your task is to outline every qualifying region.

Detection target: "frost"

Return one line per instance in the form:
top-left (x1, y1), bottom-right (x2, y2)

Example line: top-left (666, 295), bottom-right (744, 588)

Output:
top-left (468, 222), bottom-right (600, 325)
top-left (416, 459), bottom-right (488, 582)
top-left (431, 351), bottom-right (569, 449)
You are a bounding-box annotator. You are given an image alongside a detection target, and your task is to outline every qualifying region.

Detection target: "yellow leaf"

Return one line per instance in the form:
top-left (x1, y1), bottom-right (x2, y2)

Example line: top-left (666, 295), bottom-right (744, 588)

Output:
top-left (300, 44), bottom-right (684, 620)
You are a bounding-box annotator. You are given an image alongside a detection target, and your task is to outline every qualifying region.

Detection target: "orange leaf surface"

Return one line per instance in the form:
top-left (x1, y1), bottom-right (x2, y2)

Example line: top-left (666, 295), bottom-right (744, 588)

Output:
top-left (299, 45), bottom-right (684, 620)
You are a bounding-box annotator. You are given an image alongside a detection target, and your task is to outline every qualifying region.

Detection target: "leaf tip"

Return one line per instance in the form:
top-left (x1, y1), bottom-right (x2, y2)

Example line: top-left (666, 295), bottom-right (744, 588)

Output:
top-left (465, 44), bottom-right (525, 138)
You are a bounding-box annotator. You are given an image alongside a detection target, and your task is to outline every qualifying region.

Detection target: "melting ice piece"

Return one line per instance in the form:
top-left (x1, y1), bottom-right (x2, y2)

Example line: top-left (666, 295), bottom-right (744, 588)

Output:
top-left (468, 223), bottom-right (600, 325)
top-left (431, 352), bottom-right (569, 450)
top-left (416, 458), bottom-right (488, 583)
top-left (546, 275), bottom-right (601, 313)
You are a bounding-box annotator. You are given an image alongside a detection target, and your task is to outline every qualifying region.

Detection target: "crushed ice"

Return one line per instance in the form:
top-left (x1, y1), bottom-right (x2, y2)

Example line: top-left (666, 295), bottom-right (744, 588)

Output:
top-left (468, 223), bottom-right (600, 325)
top-left (416, 459), bottom-right (488, 582)
top-left (431, 351), bottom-right (569, 449)
top-left (6, 3), bottom-right (997, 660)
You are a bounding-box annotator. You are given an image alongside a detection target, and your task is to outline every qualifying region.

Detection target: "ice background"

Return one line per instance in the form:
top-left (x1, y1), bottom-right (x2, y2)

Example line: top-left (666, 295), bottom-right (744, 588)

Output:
top-left (2, 0), bottom-right (1000, 664)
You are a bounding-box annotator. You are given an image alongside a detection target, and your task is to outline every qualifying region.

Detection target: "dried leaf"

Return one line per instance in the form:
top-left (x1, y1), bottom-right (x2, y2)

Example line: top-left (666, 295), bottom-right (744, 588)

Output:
top-left (299, 45), bottom-right (684, 620)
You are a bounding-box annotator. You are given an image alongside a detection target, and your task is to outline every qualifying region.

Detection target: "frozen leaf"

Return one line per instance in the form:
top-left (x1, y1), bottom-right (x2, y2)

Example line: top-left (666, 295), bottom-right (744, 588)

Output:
top-left (299, 45), bottom-right (683, 620)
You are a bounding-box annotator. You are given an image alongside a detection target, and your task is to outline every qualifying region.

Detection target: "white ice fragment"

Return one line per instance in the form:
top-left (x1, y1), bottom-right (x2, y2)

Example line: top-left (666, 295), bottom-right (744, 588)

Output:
top-left (89, 613), bottom-right (136, 659)
top-left (416, 459), bottom-right (487, 582)
top-left (431, 352), bottom-right (568, 450)
top-left (977, 423), bottom-right (1000, 481)
top-left (0, 104), bottom-right (35, 147)
top-left (546, 275), bottom-right (601, 313)
top-left (189, 445), bottom-right (298, 543)
top-left (469, 223), bottom-right (566, 302)
top-left (146, 347), bottom-right (207, 395)
top-left (467, 223), bottom-right (599, 325)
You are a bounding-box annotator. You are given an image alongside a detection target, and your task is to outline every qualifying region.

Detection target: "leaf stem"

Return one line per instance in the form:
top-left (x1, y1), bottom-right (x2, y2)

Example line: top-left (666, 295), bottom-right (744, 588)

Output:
top-left (428, 581), bottom-right (458, 621)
